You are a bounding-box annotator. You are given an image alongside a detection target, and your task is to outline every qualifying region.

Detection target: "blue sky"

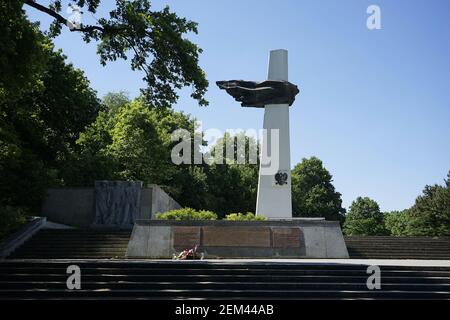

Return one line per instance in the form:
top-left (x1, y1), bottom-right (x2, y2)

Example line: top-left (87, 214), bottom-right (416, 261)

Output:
top-left (26, 0), bottom-right (450, 212)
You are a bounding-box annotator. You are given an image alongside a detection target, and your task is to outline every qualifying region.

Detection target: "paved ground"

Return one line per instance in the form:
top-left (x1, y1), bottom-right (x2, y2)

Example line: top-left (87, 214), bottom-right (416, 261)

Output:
top-left (3, 258), bottom-right (450, 267)
top-left (2, 259), bottom-right (450, 299)
top-left (199, 259), bottom-right (450, 267)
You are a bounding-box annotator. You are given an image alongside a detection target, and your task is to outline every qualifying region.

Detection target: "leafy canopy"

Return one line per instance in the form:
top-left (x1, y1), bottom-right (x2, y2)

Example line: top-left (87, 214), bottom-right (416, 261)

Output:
top-left (203, 132), bottom-right (259, 217)
top-left (384, 210), bottom-right (410, 236)
top-left (343, 197), bottom-right (388, 236)
top-left (1, 5), bottom-right (100, 209)
top-left (23, 0), bottom-right (208, 107)
top-left (405, 172), bottom-right (450, 236)
top-left (291, 157), bottom-right (346, 221)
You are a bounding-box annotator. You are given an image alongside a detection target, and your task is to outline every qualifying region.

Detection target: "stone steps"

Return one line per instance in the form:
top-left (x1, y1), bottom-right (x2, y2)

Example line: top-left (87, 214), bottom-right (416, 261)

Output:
top-left (1, 261), bottom-right (450, 299)
top-left (1, 274), bottom-right (450, 283)
top-left (345, 236), bottom-right (450, 260)
top-left (6, 230), bottom-right (450, 260)
top-left (8, 229), bottom-right (131, 259)
top-left (3, 282), bottom-right (450, 292)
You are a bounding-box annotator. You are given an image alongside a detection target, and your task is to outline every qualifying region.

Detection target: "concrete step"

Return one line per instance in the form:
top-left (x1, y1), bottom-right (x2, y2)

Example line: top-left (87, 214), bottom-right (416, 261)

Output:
top-left (1, 274), bottom-right (450, 284)
top-left (2, 267), bottom-right (450, 277)
top-left (8, 229), bottom-right (131, 259)
top-left (3, 281), bottom-right (450, 291)
top-left (7, 230), bottom-right (450, 260)
top-left (345, 236), bottom-right (450, 259)
top-left (1, 287), bottom-right (450, 299)
top-left (1, 261), bottom-right (449, 299)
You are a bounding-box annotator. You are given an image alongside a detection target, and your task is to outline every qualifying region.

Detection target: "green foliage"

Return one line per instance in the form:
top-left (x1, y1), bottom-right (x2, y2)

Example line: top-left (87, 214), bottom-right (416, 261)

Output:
top-left (0, 12), bottom-right (100, 209)
top-left (74, 95), bottom-right (208, 208)
top-left (7, 2), bottom-right (449, 238)
top-left (403, 172), bottom-right (450, 236)
top-left (23, 0), bottom-right (208, 107)
top-left (202, 133), bottom-right (259, 217)
top-left (0, 0), bottom-right (46, 104)
top-left (203, 163), bottom-right (258, 218)
top-left (76, 116), bottom-right (261, 216)
top-left (209, 132), bottom-right (259, 165)
top-left (0, 0), bottom-right (45, 185)
top-left (101, 92), bottom-right (131, 114)
top-left (343, 197), bottom-right (388, 236)
top-left (0, 206), bottom-right (27, 241)
top-left (156, 208), bottom-right (217, 221)
top-left (225, 212), bottom-right (267, 221)
top-left (0, 136), bottom-right (52, 209)
top-left (384, 210), bottom-right (410, 236)
top-left (291, 157), bottom-right (345, 222)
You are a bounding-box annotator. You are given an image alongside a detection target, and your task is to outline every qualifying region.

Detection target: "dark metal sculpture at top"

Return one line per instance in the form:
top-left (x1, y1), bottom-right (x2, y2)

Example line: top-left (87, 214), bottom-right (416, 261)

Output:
top-left (216, 80), bottom-right (300, 108)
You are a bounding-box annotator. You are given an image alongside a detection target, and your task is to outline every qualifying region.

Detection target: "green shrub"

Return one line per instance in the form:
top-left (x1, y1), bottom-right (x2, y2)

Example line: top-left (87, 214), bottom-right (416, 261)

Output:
top-left (225, 212), bottom-right (267, 221)
top-left (156, 208), bottom-right (218, 221)
top-left (0, 206), bottom-right (28, 241)
top-left (343, 197), bottom-right (388, 236)
top-left (384, 210), bottom-right (410, 236)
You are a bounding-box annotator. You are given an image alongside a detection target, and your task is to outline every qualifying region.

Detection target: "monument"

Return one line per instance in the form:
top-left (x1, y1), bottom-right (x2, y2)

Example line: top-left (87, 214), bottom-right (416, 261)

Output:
top-left (126, 49), bottom-right (348, 259)
top-left (217, 49), bottom-right (298, 218)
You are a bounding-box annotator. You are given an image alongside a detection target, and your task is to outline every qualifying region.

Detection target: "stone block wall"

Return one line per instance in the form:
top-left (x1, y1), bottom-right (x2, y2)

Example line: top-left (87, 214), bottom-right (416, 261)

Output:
top-left (126, 220), bottom-right (349, 259)
top-left (41, 183), bottom-right (180, 229)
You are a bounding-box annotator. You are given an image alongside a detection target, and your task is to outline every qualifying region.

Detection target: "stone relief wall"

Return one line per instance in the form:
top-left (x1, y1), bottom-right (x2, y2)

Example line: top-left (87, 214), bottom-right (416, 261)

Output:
top-left (42, 182), bottom-right (181, 229)
top-left (93, 181), bottom-right (143, 228)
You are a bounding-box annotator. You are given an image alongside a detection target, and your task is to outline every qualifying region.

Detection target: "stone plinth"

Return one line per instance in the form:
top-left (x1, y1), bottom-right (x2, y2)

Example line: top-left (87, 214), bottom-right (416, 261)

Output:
top-left (126, 220), bottom-right (349, 259)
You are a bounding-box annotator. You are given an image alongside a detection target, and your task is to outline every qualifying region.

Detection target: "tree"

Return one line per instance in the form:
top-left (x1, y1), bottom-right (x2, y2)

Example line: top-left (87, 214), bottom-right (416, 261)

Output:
top-left (23, 0), bottom-right (208, 107)
top-left (0, 0), bottom-right (46, 104)
top-left (405, 172), bottom-right (450, 236)
top-left (74, 94), bottom-right (210, 208)
top-left (343, 197), bottom-right (388, 236)
top-left (1, 9), bottom-right (100, 209)
top-left (384, 210), bottom-right (410, 236)
top-left (101, 92), bottom-right (131, 114)
top-left (202, 133), bottom-right (259, 217)
top-left (291, 157), bottom-right (345, 221)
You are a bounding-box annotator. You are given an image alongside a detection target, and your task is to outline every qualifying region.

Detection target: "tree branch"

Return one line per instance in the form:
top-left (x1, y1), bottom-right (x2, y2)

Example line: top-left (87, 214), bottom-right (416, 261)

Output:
top-left (24, 0), bottom-right (105, 33)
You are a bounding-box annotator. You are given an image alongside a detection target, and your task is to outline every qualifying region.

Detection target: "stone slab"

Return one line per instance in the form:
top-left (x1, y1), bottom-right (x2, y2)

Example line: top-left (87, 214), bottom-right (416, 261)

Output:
top-left (126, 220), bottom-right (348, 259)
top-left (146, 226), bottom-right (172, 258)
top-left (202, 226), bottom-right (271, 247)
top-left (126, 224), bottom-right (150, 257)
top-left (272, 227), bottom-right (301, 248)
top-left (324, 225), bottom-right (350, 258)
top-left (302, 226), bottom-right (327, 258)
top-left (150, 184), bottom-right (182, 219)
top-left (173, 227), bottom-right (201, 249)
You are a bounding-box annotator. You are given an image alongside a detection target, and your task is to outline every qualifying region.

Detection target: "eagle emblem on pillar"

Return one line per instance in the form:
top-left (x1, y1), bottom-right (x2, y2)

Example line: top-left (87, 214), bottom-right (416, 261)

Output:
top-left (274, 171), bottom-right (288, 186)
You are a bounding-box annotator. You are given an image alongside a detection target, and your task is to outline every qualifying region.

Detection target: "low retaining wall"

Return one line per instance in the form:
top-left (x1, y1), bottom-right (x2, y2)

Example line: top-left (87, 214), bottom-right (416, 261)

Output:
top-left (126, 220), bottom-right (349, 259)
top-left (0, 217), bottom-right (47, 259)
top-left (42, 184), bottom-right (180, 228)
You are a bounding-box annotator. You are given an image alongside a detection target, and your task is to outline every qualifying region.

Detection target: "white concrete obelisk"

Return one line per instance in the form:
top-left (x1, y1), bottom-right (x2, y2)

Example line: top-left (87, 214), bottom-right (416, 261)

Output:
top-left (256, 49), bottom-right (292, 219)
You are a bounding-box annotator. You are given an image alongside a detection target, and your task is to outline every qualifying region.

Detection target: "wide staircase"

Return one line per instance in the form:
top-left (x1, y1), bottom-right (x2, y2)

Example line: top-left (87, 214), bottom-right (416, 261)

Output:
top-left (0, 261), bottom-right (450, 299)
top-left (6, 230), bottom-right (450, 260)
top-left (2, 231), bottom-right (450, 299)
top-left (9, 229), bottom-right (131, 259)
top-left (345, 236), bottom-right (450, 260)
